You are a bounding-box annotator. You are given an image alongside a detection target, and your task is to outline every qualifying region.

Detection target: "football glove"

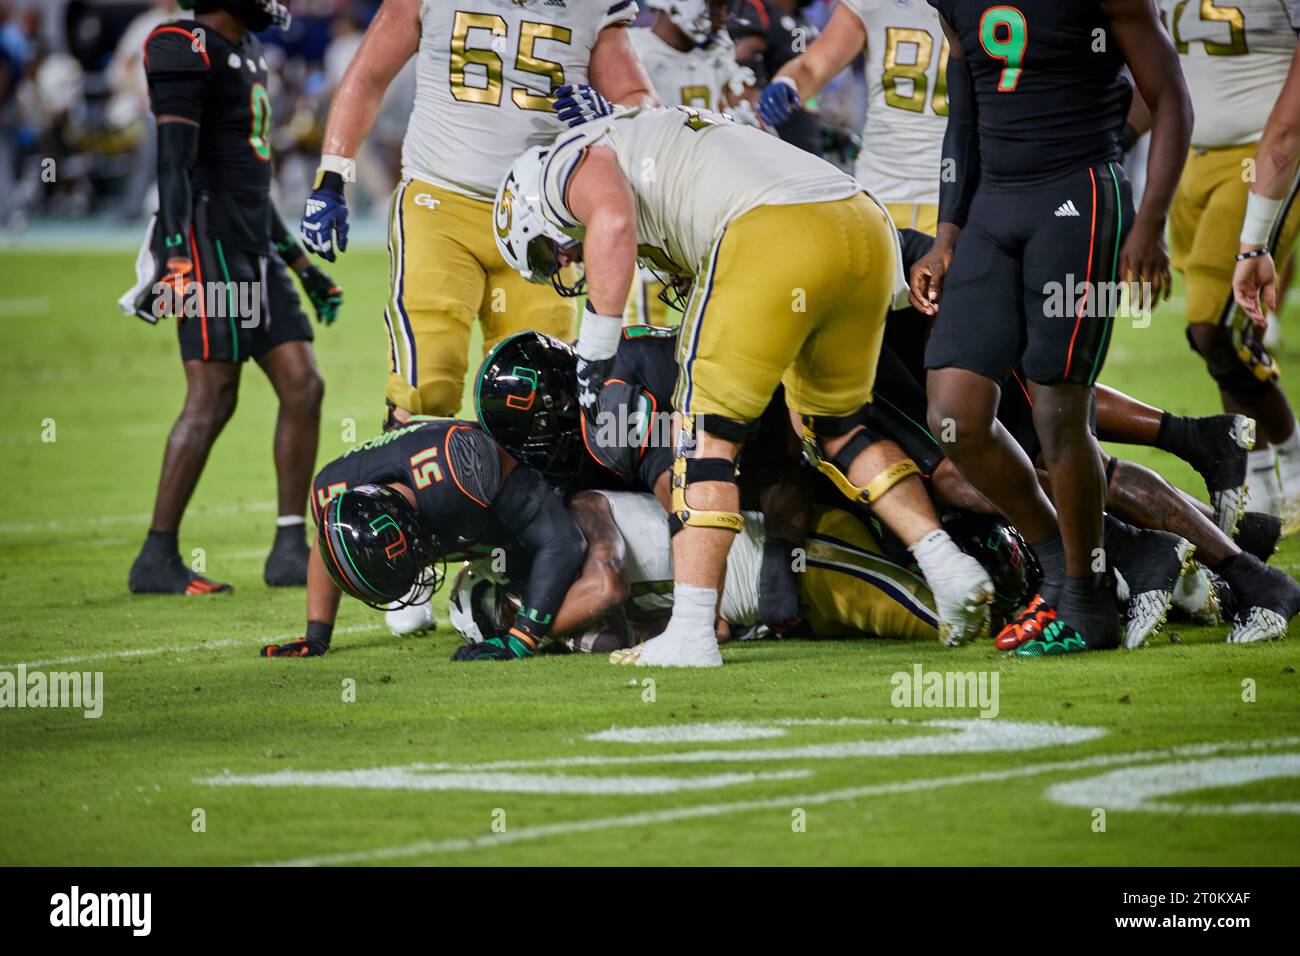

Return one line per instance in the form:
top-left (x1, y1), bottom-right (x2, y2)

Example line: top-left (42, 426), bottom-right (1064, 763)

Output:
top-left (157, 255), bottom-right (194, 320)
top-left (260, 636), bottom-right (329, 657)
top-left (300, 178), bottom-right (349, 262)
top-left (451, 634), bottom-right (534, 661)
top-left (296, 263), bottom-right (343, 325)
top-left (553, 83), bottom-right (612, 128)
top-left (757, 77), bottom-right (801, 126)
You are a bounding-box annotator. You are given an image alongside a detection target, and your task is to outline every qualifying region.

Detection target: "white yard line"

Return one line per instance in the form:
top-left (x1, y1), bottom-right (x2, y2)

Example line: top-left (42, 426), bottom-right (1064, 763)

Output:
top-left (0, 623), bottom-right (384, 669)
top-left (254, 736), bottom-right (1300, 867)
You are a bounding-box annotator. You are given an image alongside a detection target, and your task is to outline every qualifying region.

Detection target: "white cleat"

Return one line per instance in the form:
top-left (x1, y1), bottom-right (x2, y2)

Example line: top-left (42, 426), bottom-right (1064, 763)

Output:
top-left (1227, 606), bottom-right (1289, 644)
top-left (385, 583), bottom-right (436, 636)
top-left (609, 622), bottom-right (723, 668)
top-left (1171, 565), bottom-right (1223, 626)
top-left (929, 554), bottom-right (994, 647)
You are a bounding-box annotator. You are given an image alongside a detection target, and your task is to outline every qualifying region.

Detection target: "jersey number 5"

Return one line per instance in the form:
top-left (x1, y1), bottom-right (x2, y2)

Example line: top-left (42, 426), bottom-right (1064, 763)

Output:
top-left (450, 12), bottom-right (571, 111)
top-left (980, 6), bottom-right (1028, 93)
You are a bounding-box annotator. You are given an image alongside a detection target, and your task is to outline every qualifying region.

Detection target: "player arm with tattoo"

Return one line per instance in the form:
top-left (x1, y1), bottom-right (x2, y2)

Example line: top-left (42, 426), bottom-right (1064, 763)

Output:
top-left (546, 492), bottom-right (634, 644)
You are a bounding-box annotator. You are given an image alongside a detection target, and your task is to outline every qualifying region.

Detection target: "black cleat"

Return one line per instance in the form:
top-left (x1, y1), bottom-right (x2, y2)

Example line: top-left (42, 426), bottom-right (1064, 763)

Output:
top-left (129, 552), bottom-right (232, 595)
top-left (1180, 414), bottom-right (1256, 536)
top-left (264, 531), bottom-right (310, 587)
top-left (1105, 519), bottom-right (1196, 649)
top-left (1235, 511), bottom-right (1283, 563)
top-left (1221, 554), bottom-right (1300, 644)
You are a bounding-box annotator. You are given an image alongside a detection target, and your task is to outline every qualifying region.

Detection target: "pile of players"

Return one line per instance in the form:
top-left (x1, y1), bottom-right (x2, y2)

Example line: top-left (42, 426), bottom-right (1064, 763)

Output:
top-left (120, 0), bottom-right (1300, 665)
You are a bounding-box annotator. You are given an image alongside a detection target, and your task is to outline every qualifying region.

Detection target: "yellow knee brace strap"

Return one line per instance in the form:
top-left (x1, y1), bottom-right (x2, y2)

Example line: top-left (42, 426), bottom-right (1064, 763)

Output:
top-left (671, 455), bottom-right (746, 533)
top-left (800, 423), bottom-right (920, 506)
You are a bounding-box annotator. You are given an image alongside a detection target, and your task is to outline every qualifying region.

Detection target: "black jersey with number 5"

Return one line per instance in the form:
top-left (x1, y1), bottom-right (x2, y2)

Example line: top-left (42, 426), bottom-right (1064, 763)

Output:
top-left (929, 0), bottom-right (1132, 184)
top-left (144, 19), bottom-right (275, 253)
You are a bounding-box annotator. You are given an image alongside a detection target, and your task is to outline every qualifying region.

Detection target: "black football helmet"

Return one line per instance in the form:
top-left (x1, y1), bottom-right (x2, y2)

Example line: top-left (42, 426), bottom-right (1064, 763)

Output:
top-left (475, 331), bottom-right (584, 479)
top-left (941, 511), bottom-right (1041, 631)
top-left (317, 484), bottom-right (441, 609)
top-left (179, 0), bottom-right (290, 32)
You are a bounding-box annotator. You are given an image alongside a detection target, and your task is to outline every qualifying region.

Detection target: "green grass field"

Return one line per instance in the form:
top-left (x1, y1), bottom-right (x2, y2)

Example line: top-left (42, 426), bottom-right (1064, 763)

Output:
top-left (1, 246), bottom-right (1298, 866)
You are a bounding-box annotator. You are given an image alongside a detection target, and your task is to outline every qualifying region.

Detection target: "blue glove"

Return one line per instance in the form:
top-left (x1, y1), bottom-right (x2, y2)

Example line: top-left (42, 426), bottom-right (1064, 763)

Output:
top-left (300, 172), bottom-right (349, 262)
top-left (758, 78), bottom-right (801, 127)
top-left (553, 83), bottom-right (613, 128)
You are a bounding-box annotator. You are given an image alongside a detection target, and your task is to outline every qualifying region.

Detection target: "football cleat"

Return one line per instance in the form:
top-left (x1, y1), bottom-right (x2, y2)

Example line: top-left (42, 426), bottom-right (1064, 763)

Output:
top-left (129, 553), bottom-right (232, 596)
top-left (1224, 560), bottom-right (1300, 644)
top-left (1171, 564), bottom-right (1223, 626)
top-left (1235, 511), bottom-right (1283, 562)
top-left (1110, 530), bottom-right (1196, 649)
top-left (995, 594), bottom-right (1056, 650)
top-left (609, 621), bottom-right (723, 668)
top-left (1014, 618), bottom-right (1090, 656)
top-left (385, 581), bottom-right (437, 636)
top-left (925, 548), bottom-right (995, 647)
top-left (1181, 414), bottom-right (1255, 536)
top-left (263, 534), bottom-right (310, 588)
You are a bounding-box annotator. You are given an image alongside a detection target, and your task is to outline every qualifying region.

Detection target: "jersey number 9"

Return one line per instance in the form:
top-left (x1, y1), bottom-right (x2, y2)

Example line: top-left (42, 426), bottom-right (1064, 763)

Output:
top-left (450, 12), bottom-right (572, 111)
top-left (980, 6), bottom-right (1028, 93)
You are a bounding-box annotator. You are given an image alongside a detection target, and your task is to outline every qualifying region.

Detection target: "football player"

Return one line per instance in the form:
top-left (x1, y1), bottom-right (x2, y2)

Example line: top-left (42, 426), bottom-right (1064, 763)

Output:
top-left (911, 0), bottom-right (1193, 655)
top-left (298, 0), bottom-right (659, 428)
top-left (757, 0), bottom-right (950, 234)
top-left (259, 419), bottom-right (586, 661)
top-left (730, 0), bottom-right (825, 155)
top-left (119, 0), bottom-right (342, 596)
top-left (448, 491), bottom-right (1036, 653)
top-left (483, 97), bottom-right (997, 670)
top-left (1161, 0), bottom-right (1300, 526)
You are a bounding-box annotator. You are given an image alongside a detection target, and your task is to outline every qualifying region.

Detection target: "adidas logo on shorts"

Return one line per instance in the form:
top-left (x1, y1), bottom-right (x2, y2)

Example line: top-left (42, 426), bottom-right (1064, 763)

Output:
top-left (1055, 200), bottom-right (1081, 218)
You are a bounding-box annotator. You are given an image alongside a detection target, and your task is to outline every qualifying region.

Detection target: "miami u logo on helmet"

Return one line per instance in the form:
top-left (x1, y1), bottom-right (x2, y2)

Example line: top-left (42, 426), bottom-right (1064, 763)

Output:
top-left (369, 514), bottom-right (408, 560)
top-left (506, 365), bottom-right (538, 411)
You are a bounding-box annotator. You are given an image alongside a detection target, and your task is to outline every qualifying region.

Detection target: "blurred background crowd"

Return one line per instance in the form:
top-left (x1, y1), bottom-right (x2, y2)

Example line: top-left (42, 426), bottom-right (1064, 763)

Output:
top-left (0, 0), bottom-right (863, 236)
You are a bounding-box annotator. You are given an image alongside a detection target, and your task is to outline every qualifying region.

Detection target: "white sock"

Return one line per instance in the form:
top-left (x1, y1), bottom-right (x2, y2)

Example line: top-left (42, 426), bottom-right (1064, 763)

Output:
top-left (910, 529), bottom-right (964, 579)
top-left (276, 515), bottom-right (306, 528)
top-left (1249, 447), bottom-right (1277, 473)
top-left (1276, 429), bottom-right (1300, 487)
top-left (668, 584), bottom-right (717, 633)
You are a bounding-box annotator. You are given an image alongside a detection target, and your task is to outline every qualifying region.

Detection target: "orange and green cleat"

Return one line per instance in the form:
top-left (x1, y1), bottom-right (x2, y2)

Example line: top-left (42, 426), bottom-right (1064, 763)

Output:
top-left (995, 594), bottom-right (1056, 650)
top-left (1014, 618), bottom-right (1090, 656)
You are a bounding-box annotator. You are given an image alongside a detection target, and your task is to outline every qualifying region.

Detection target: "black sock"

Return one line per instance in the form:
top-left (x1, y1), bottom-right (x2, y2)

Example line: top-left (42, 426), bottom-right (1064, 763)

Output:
top-left (140, 529), bottom-right (179, 561)
top-left (272, 521), bottom-right (306, 549)
top-left (1058, 574), bottom-right (1119, 648)
top-left (1155, 412), bottom-right (1194, 460)
top-left (1031, 532), bottom-right (1066, 604)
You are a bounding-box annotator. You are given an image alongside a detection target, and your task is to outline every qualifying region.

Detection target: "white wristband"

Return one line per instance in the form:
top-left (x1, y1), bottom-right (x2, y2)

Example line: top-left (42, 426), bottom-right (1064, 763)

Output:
top-left (576, 310), bottom-right (622, 361)
top-left (318, 154), bottom-right (357, 184)
top-left (1240, 191), bottom-right (1283, 248)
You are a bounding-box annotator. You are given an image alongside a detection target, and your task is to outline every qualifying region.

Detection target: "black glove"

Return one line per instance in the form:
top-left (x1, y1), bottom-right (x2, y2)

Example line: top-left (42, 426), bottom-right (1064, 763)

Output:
top-left (451, 635), bottom-right (534, 661)
top-left (261, 636), bottom-right (329, 657)
top-left (297, 264), bottom-right (343, 325)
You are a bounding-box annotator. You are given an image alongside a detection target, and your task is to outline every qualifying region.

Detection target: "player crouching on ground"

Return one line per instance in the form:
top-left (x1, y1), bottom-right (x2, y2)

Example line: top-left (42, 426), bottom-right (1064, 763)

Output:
top-left (445, 491), bottom-right (1035, 655)
top-left (493, 106), bottom-right (995, 668)
top-left (120, 0), bottom-right (342, 596)
top-left (258, 419), bottom-right (586, 661)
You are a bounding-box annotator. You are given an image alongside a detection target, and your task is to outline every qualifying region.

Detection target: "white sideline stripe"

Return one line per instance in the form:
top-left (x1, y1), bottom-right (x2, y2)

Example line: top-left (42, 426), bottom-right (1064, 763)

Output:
top-left (0, 501), bottom-right (276, 535)
top-left (254, 736), bottom-right (1300, 867)
top-left (0, 623), bottom-right (383, 670)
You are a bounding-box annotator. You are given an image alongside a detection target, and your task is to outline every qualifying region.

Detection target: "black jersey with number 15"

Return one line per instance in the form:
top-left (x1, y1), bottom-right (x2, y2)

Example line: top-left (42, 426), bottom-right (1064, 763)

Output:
top-left (930, 0), bottom-right (1133, 185)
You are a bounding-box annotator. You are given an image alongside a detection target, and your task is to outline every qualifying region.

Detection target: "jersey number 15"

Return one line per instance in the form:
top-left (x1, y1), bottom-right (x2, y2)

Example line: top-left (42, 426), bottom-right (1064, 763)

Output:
top-left (450, 12), bottom-right (571, 111)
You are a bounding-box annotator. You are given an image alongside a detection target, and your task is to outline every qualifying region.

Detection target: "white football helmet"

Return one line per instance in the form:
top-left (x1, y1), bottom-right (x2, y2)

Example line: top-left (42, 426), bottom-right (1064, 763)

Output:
top-left (647, 0), bottom-right (726, 48)
top-left (448, 559), bottom-right (519, 644)
top-left (494, 147), bottom-right (585, 296)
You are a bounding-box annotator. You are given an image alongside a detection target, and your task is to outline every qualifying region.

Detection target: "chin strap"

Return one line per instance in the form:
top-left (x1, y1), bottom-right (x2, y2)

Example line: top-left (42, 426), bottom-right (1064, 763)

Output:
top-left (668, 414), bottom-right (745, 536)
top-left (800, 418), bottom-right (920, 506)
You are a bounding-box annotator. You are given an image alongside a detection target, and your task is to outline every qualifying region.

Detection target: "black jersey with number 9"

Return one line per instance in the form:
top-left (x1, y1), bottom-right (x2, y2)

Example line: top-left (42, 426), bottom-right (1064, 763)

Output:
top-left (929, 0), bottom-right (1133, 185)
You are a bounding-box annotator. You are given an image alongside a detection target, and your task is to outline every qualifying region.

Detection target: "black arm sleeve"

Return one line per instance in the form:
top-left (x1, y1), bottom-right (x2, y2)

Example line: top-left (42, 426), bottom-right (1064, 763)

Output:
top-left (146, 29), bottom-right (209, 253)
top-left (938, 55), bottom-right (980, 229)
top-left (490, 466), bottom-right (587, 645)
top-left (156, 121), bottom-right (199, 254)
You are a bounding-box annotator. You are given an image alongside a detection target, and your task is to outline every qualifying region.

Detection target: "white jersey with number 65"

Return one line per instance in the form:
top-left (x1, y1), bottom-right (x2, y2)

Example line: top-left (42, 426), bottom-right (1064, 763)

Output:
top-left (840, 0), bottom-right (949, 206)
top-left (401, 0), bottom-right (637, 200)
